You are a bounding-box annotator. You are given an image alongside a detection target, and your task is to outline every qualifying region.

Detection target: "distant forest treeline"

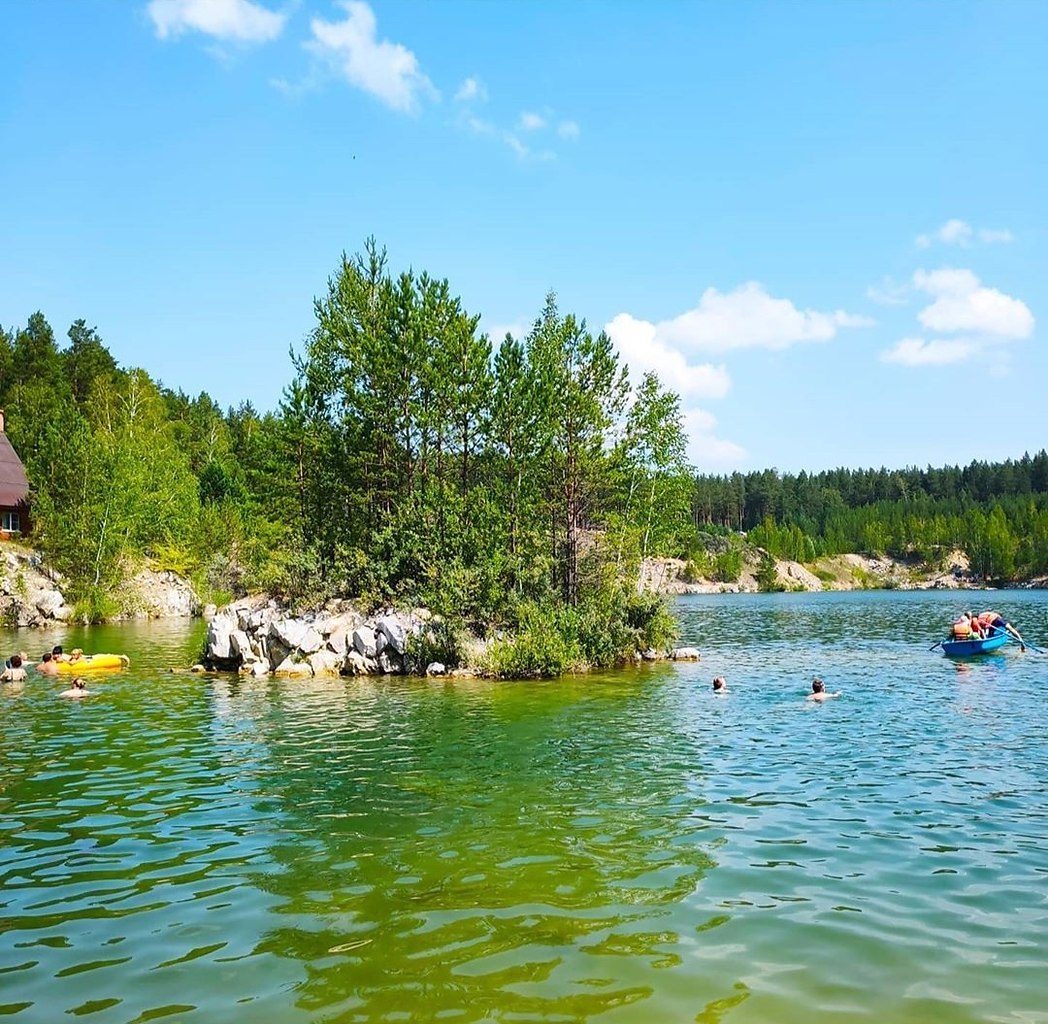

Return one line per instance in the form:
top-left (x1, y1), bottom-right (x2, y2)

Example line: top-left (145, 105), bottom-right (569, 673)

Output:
top-left (2, 241), bottom-right (1046, 633)
top-left (693, 455), bottom-right (1048, 579)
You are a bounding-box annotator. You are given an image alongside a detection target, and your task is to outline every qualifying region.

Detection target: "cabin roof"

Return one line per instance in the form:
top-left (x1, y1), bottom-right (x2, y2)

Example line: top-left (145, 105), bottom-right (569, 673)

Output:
top-left (0, 432), bottom-right (29, 507)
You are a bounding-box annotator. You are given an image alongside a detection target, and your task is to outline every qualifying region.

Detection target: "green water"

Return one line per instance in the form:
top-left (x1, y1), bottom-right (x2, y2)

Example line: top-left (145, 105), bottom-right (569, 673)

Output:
top-left (2, 591), bottom-right (1047, 1023)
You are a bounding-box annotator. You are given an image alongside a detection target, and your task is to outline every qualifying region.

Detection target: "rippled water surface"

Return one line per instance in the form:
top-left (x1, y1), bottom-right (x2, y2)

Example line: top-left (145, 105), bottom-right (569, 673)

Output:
top-left (2, 592), bottom-right (1048, 1023)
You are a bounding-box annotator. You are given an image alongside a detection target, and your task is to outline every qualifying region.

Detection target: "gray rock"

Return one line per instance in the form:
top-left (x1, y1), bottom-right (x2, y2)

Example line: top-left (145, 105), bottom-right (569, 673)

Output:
top-left (671, 647), bottom-right (701, 661)
top-left (376, 615), bottom-right (408, 655)
top-left (206, 609), bottom-right (239, 660)
top-left (308, 649), bottom-right (343, 676)
top-left (378, 650), bottom-right (404, 674)
top-left (271, 617), bottom-right (307, 650)
top-left (298, 626), bottom-right (325, 654)
top-left (353, 626), bottom-right (377, 658)
top-left (327, 630), bottom-right (349, 656)
top-left (426, 661), bottom-right (446, 676)
top-left (274, 656), bottom-right (313, 678)
top-left (344, 650), bottom-right (370, 675)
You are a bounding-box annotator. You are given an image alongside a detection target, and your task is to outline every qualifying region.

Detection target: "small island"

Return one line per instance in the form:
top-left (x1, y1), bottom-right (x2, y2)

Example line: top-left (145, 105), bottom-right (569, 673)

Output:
top-left (2, 242), bottom-right (1047, 679)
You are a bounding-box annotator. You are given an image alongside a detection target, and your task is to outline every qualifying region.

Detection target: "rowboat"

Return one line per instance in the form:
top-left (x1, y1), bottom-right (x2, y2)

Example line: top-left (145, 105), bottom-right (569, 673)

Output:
top-left (940, 629), bottom-right (1012, 657)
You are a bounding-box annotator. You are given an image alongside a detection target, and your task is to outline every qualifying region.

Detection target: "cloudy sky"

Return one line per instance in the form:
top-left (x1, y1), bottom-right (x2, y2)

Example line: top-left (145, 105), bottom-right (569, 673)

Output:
top-left (1, 1), bottom-right (1043, 472)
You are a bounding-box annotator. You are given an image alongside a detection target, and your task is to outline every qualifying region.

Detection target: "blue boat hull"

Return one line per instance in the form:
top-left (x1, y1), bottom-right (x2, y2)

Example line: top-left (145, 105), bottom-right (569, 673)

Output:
top-left (941, 629), bottom-right (1012, 657)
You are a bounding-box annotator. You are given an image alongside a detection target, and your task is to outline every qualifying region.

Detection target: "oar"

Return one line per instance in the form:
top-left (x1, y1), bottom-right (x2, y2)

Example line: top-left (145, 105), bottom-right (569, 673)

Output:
top-left (928, 639), bottom-right (943, 651)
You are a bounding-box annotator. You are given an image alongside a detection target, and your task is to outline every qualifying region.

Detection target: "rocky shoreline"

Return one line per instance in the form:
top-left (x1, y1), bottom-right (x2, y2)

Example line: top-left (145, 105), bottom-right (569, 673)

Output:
top-left (640, 550), bottom-right (1048, 595)
top-left (0, 541), bottom-right (201, 627)
top-left (199, 595), bottom-right (704, 679)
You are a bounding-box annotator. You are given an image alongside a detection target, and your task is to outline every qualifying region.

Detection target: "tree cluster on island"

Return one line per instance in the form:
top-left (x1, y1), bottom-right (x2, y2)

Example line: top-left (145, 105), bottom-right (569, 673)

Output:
top-left (3, 239), bottom-right (1046, 670)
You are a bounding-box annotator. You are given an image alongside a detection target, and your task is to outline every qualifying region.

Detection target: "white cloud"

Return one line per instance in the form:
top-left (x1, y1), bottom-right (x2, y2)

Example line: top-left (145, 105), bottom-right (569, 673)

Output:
top-left (914, 267), bottom-right (1034, 338)
top-left (866, 276), bottom-right (910, 306)
top-left (519, 111), bottom-right (546, 131)
top-left (681, 409), bottom-right (747, 468)
top-left (308, 1), bottom-right (437, 113)
top-left (558, 120), bottom-right (580, 140)
top-left (148, 0), bottom-right (286, 42)
top-left (504, 134), bottom-right (529, 158)
top-left (605, 313), bottom-right (731, 399)
top-left (880, 337), bottom-right (978, 366)
top-left (978, 227), bottom-right (1014, 244)
top-left (487, 320), bottom-right (527, 342)
top-left (455, 76), bottom-right (486, 102)
top-left (915, 219), bottom-right (1014, 249)
top-left (643, 282), bottom-right (872, 354)
top-left (939, 218), bottom-right (973, 246)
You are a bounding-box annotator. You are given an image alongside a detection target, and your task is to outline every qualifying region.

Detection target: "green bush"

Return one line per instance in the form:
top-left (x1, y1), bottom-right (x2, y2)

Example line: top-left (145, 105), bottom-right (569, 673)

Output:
top-left (407, 617), bottom-right (466, 672)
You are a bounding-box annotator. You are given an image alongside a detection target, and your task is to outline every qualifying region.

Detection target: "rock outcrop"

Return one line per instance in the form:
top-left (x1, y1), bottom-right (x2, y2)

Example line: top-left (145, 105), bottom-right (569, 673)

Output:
top-left (201, 597), bottom-right (438, 678)
top-left (118, 568), bottom-right (202, 619)
top-left (0, 544), bottom-right (73, 626)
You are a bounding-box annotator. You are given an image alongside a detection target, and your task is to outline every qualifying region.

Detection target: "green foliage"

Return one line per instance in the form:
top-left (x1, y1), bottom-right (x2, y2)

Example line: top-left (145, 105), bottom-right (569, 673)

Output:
top-left (712, 543), bottom-right (743, 583)
top-left (406, 617), bottom-right (467, 672)
top-left (755, 551), bottom-right (784, 592)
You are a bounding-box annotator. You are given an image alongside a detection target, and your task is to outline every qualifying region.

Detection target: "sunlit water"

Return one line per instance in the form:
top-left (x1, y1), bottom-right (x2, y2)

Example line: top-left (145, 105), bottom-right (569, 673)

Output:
top-left (1, 592), bottom-right (1047, 1023)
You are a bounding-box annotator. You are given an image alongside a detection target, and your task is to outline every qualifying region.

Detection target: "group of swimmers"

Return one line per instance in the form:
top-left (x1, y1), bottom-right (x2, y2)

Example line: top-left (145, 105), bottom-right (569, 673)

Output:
top-left (951, 610), bottom-right (1026, 649)
top-left (0, 646), bottom-right (92, 697)
top-left (711, 675), bottom-right (841, 702)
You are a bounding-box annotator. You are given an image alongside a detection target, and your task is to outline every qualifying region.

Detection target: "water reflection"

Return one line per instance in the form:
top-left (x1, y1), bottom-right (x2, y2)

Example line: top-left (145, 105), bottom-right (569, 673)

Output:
top-left (215, 674), bottom-right (716, 1020)
top-left (3, 591), bottom-right (1048, 1022)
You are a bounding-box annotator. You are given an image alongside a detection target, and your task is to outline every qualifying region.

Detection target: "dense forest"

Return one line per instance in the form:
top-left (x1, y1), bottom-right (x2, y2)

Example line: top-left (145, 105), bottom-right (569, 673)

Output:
top-left (2, 239), bottom-right (1046, 665)
top-left (693, 456), bottom-right (1048, 580)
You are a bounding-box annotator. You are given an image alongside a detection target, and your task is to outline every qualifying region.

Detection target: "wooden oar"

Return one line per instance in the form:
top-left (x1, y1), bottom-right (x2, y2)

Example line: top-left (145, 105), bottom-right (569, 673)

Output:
top-left (928, 639), bottom-right (943, 651)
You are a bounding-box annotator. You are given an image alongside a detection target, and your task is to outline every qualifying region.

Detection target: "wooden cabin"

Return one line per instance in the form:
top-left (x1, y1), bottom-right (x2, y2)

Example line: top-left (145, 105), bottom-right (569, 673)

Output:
top-left (0, 410), bottom-right (30, 538)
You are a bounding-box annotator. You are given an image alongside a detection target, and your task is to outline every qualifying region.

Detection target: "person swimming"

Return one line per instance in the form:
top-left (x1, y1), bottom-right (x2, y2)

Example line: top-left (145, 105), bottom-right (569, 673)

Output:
top-left (59, 678), bottom-right (90, 698)
top-left (1, 654), bottom-right (27, 683)
top-left (808, 677), bottom-right (841, 702)
top-left (712, 676), bottom-right (728, 693)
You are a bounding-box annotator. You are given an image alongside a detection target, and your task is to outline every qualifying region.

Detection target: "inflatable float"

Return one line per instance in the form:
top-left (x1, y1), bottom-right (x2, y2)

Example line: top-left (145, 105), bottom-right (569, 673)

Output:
top-left (56, 653), bottom-right (131, 671)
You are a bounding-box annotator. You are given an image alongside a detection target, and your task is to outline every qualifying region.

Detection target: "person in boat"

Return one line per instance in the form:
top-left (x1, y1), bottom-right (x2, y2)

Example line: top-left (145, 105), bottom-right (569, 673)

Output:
top-left (59, 677), bottom-right (90, 698)
top-left (712, 676), bottom-right (728, 693)
top-left (977, 611), bottom-right (1026, 650)
top-left (36, 651), bottom-right (60, 675)
top-left (1, 654), bottom-right (28, 682)
top-left (808, 678), bottom-right (841, 702)
top-left (952, 611), bottom-right (984, 640)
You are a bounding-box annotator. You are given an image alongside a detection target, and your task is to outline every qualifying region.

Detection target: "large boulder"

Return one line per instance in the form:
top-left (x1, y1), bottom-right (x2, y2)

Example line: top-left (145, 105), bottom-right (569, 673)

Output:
top-left (378, 650), bottom-right (404, 674)
top-left (376, 615), bottom-right (408, 655)
top-left (270, 617), bottom-right (308, 650)
top-left (274, 656), bottom-right (313, 678)
top-left (308, 649), bottom-right (343, 676)
top-left (344, 650), bottom-right (372, 675)
top-left (327, 630), bottom-right (350, 656)
top-left (353, 626), bottom-right (377, 658)
top-left (206, 608), bottom-right (239, 661)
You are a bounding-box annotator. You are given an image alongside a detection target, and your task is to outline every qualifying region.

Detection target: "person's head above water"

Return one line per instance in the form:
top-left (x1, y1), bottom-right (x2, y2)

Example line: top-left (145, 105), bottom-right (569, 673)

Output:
top-left (41, 651), bottom-right (52, 663)
top-left (812, 678), bottom-right (825, 693)
top-left (52, 645), bottom-right (63, 657)
top-left (72, 678), bottom-right (86, 690)
top-left (712, 676), bottom-right (727, 691)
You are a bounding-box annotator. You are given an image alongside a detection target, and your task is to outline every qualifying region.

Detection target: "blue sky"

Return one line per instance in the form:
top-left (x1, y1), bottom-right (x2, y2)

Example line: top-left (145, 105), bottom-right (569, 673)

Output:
top-left (1, 0), bottom-right (1044, 473)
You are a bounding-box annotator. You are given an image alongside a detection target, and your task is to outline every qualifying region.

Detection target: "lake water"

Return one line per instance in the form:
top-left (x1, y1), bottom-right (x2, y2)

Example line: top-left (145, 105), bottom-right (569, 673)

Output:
top-left (1, 591), bottom-right (1047, 1023)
